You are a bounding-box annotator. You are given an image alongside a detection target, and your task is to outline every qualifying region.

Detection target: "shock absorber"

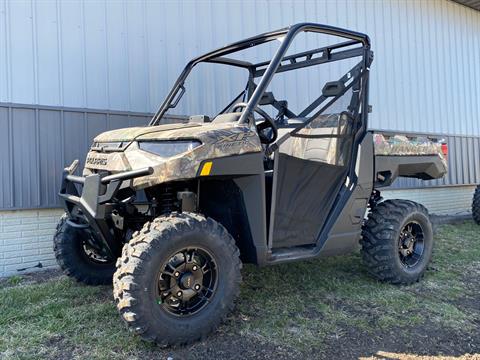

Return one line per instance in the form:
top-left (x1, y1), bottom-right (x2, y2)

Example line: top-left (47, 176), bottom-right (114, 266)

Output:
top-left (158, 184), bottom-right (177, 214)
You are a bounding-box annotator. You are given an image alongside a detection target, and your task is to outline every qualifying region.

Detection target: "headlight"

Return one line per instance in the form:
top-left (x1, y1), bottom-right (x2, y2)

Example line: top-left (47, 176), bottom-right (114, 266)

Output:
top-left (138, 140), bottom-right (201, 158)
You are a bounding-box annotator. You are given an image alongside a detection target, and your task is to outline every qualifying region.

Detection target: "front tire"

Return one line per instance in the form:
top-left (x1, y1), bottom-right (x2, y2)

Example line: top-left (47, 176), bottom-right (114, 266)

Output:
top-left (361, 200), bottom-right (434, 285)
top-left (113, 213), bottom-right (242, 346)
top-left (473, 185), bottom-right (480, 224)
top-left (53, 214), bottom-right (116, 285)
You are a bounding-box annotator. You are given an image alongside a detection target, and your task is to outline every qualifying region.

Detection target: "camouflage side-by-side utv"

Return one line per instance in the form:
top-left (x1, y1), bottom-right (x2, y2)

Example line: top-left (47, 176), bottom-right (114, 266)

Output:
top-left (54, 23), bottom-right (447, 346)
top-left (473, 185), bottom-right (480, 224)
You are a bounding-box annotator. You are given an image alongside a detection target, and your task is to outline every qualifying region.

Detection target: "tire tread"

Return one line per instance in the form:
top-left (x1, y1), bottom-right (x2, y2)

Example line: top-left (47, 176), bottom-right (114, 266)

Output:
top-left (113, 212), bottom-right (242, 346)
top-left (53, 214), bottom-right (115, 285)
top-left (360, 199), bottom-right (431, 285)
top-left (473, 185), bottom-right (480, 224)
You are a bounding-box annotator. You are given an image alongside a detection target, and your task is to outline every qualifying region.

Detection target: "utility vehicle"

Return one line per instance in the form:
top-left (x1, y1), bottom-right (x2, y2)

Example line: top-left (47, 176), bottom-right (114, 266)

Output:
top-left (55, 23), bottom-right (447, 346)
top-left (473, 185), bottom-right (480, 224)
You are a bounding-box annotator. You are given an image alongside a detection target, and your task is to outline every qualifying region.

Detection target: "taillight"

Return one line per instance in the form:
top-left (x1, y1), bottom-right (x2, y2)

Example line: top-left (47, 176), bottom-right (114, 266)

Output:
top-left (441, 143), bottom-right (448, 157)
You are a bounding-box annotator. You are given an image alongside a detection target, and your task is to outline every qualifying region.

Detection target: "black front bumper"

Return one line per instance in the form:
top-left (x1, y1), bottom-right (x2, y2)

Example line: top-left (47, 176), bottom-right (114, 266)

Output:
top-left (59, 160), bottom-right (153, 257)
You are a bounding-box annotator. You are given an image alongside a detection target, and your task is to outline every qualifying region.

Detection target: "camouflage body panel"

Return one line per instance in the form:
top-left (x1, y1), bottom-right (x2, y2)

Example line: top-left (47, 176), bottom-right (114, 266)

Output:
top-left (94, 123), bottom-right (200, 142)
top-left (83, 122), bottom-right (262, 189)
top-left (278, 114), bottom-right (349, 166)
top-left (373, 133), bottom-right (447, 169)
top-left (374, 134), bottom-right (442, 156)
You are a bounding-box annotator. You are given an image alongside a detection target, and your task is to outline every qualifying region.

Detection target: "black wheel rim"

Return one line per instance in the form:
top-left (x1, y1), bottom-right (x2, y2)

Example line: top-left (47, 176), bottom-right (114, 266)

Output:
top-left (156, 247), bottom-right (218, 316)
top-left (398, 221), bottom-right (425, 268)
top-left (81, 240), bottom-right (114, 265)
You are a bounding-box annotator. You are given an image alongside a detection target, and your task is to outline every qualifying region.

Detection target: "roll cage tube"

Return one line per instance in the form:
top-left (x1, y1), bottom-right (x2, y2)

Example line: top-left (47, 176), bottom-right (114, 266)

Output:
top-left (149, 22), bottom-right (370, 127)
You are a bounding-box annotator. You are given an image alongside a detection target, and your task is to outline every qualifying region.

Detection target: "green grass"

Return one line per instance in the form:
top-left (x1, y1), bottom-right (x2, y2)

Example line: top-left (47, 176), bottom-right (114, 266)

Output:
top-left (0, 221), bottom-right (479, 359)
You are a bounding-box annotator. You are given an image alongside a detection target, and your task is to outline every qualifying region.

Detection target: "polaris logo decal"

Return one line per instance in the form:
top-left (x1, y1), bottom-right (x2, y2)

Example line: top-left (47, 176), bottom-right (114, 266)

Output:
top-left (86, 156), bottom-right (108, 166)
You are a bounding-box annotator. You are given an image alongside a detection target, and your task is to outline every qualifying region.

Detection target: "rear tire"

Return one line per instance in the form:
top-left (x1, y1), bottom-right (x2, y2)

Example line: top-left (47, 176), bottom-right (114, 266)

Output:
top-left (361, 200), bottom-right (434, 285)
top-left (113, 213), bottom-right (242, 346)
top-left (54, 214), bottom-right (116, 285)
top-left (473, 185), bottom-right (480, 225)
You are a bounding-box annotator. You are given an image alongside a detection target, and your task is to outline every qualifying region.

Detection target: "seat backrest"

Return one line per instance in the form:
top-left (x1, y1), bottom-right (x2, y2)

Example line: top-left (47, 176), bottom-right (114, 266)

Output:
top-left (277, 114), bottom-right (346, 165)
top-left (294, 127), bottom-right (336, 163)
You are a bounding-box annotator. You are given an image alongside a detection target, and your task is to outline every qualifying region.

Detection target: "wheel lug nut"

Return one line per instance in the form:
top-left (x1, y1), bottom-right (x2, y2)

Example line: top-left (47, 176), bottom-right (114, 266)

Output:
top-left (192, 265), bottom-right (198, 271)
top-left (194, 284), bottom-right (201, 291)
top-left (174, 271), bottom-right (180, 277)
top-left (177, 291), bottom-right (182, 297)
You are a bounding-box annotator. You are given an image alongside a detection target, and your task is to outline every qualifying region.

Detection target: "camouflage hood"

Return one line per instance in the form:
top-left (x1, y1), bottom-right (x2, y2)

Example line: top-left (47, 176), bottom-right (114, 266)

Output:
top-left (84, 121), bottom-right (262, 189)
top-left (94, 123), bottom-right (201, 142)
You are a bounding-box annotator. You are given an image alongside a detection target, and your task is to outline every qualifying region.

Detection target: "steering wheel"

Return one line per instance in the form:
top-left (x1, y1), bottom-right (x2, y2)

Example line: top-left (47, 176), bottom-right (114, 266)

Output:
top-left (232, 102), bottom-right (278, 144)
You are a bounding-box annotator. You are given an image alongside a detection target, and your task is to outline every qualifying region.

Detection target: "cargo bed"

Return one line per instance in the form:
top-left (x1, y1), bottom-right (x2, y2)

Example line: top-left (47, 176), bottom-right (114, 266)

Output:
top-left (372, 132), bottom-right (448, 187)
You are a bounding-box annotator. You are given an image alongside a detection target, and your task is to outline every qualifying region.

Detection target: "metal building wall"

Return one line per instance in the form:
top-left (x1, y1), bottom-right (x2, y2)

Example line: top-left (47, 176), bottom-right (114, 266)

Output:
top-left (0, 103), bottom-right (151, 209)
top-left (0, 0), bottom-right (479, 210)
top-left (1, 0), bottom-right (479, 135)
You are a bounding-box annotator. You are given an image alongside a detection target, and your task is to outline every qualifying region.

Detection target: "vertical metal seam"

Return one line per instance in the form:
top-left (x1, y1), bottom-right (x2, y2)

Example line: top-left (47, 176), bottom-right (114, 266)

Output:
top-left (468, 9), bottom-right (479, 136)
top-left (60, 108), bottom-right (65, 174)
top-left (31, 0), bottom-right (39, 105)
top-left (142, 0), bottom-right (151, 112)
top-left (375, 1), bottom-right (390, 129)
top-left (159, 0), bottom-right (169, 102)
top-left (122, 0), bottom-right (131, 111)
top-left (457, 136), bottom-right (463, 185)
top-left (417, 0), bottom-right (429, 133)
top-left (5, 0), bottom-right (12, 101)
top-left (475, 137), bottom-right (480, 182)
top-left (411, 0), bottom-right (421, 133)
top-left (103, 0), bottom-right (111, 110)
top-left (387, 0), bottom-right (399, 130)
top-left (463, 6), bottom-right (470, 135)
top-left (34, 107), bottom-right (41, 206)
top-left (444, 2), bottom-right (455, 136)
top-left (462, 133), bottom-right (469, 184)
top-left (451, 2), bottom-right (461, 135)
top-left (476, 8), bottom-right (480, 135)
top-left (81, 0), bottom-right (88, 108)
top-left (56, 0), bottom-right (64, 106)
top-left (8, 106), bottom-right (14, 207)
top-left (208, 0), bottom-right (215, 113)
top-left (431, 0), bottom-right (445, 134)
top-left (83, 111), bottom-right (87, 156)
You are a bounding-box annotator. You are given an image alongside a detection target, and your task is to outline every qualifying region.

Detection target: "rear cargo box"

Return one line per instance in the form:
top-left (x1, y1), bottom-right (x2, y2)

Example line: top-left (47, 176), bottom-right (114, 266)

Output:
top-left (373, 133), bottom-right (448, 187)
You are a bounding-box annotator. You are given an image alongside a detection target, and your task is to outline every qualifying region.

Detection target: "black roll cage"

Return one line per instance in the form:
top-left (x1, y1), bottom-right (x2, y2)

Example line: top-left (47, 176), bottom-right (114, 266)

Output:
top-left (149, 22), bottom-right (372, 128)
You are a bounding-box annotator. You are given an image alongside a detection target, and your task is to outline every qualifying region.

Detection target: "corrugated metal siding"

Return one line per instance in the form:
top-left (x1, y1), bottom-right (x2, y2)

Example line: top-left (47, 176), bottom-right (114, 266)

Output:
top-left (0, 0), bottom-right (479, 136)
top-left (0, 103), bottom-right (151, 209)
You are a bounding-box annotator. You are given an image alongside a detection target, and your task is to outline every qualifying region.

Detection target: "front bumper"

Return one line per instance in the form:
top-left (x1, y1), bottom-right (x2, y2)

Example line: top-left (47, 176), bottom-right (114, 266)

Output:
top-left (59, 160), bottom-right (153, 256)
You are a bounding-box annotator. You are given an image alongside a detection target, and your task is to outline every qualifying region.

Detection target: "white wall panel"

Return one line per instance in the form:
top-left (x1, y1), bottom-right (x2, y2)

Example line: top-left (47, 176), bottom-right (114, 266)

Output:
top-left (84, 1), bottom-right (108, 109)
top-left (105, 0), bottom-right (129, 111)
top-left (0, 1), bottom-right (7, 101)
top-left (1, 0), bottom-right (479, 136)
top-left (35, 0), bottom-right (60, 105)
top-left (58, 0), bottom-right (85, 108)
top-left (8, 0), bottom-right (35, 103)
